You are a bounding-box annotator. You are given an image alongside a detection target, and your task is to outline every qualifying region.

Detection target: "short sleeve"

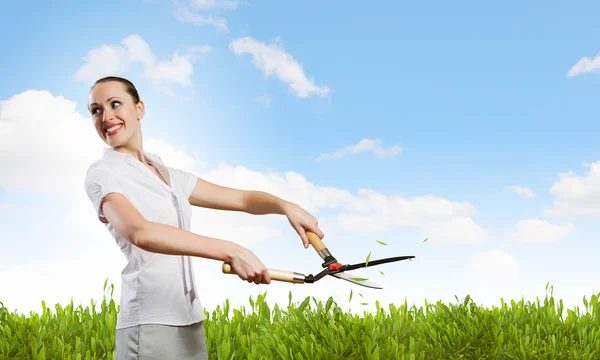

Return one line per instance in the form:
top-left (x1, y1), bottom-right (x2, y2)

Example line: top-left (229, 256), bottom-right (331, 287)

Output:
top-left (84, 161), bottom-right (125, 224)
top-left (167, 167), bottom-right (198, 200)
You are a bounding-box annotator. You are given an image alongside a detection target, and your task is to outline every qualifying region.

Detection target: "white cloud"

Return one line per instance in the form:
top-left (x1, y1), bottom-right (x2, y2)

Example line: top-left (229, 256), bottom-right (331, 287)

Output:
top-left (122, 34), bottom-right (154, 67)
top-left (188, 0), bottom-right (238, 10)
top-left (317, 138), bottom-right (401, 161)
top-left (172, 0), bottom-right (239, 32)
top-left (195, 163), bottom-right (351, 214)
top-left (420, 217), bottom-right (487, 244)
top-left (567, 52), bottom-right (600, 77)
top-left (229, 37), bottom-right (330, 98)
top-left (74, 34), bottom-right (211, 89)
top-left (335, 195), bottom-right (486, 244)
top-left (467, 249), bottom-right (519, 282)
top-left (507, 219), bottom-right (575, 243)
top-left (145, 54), bottom-right (195, 87)
top-left (0, 90), bottom-right (102, 197)
top-left (0, 254), bottom-right (8, 272)
top-left (0, 203), bottom-right (16, 213)
top-left (185, 45), bottom-right (213, 61)
top-left (73, 45), bottom-right (129, 82)
top-left (144, 138), bottom-right (202, 172)
top-left (504, 185), bottom-right (536, 198)
top-left (199, 166), bottom-right (486, 244)
top-left (173, 5), bottom-right (228, 32)
top-left (545, 161), bottom-right (600, 217)
top-left (0, 250), bottom-right (124, 315)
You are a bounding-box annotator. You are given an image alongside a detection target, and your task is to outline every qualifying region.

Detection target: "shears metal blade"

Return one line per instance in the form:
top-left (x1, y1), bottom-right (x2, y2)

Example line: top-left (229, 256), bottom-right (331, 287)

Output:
top-left (330, 272), bottom-right (383, 289)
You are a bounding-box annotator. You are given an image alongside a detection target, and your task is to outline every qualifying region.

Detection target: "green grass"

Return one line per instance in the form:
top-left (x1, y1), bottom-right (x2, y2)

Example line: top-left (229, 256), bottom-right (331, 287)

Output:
top-left (1, 280), bottom-right (599, 359)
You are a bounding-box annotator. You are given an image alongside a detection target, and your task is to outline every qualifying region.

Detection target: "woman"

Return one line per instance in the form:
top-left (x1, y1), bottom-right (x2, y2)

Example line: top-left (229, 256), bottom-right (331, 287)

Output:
top-left (83, 76), bottom-right (325, 359)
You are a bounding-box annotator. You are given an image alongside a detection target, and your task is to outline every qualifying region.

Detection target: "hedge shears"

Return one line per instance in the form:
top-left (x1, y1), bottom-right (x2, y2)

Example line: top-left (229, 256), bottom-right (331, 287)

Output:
top-left (222, 231), bottom-right (414, 289)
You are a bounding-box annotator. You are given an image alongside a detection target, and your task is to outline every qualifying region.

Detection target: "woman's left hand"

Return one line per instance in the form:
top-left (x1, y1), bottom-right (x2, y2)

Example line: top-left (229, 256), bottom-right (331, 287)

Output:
top-left (283, 202), bottom-right (324, 248)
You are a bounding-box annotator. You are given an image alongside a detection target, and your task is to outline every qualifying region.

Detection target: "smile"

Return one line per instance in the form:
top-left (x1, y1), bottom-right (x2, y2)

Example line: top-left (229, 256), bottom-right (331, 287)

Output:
top-left (105, 124), bottom-right (123, 136)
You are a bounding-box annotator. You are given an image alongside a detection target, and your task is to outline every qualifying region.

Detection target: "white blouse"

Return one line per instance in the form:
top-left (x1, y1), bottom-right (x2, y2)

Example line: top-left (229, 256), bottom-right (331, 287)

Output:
top-left (84, 147), bottom-right (205, 329)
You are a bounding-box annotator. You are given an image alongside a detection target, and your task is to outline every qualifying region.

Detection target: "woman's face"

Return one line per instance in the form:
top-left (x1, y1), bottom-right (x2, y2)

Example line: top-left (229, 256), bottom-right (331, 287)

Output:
top-left (88, 81), bottom-right (144, 149)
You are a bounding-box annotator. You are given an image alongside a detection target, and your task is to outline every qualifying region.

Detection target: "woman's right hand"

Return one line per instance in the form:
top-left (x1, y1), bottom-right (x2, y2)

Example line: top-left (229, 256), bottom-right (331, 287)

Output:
top-left (229, 245), bottom-right (272, 285)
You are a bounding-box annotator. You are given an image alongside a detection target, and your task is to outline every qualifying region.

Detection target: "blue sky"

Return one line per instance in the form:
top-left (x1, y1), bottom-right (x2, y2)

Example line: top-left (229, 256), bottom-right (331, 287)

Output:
top-left (1, 0), bottom-right (600, 315)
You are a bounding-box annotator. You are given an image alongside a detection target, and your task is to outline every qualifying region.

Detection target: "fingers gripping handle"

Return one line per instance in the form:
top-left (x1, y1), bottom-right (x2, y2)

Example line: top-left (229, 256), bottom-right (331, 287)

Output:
top-left (221, 263), bottom-right (305, 284)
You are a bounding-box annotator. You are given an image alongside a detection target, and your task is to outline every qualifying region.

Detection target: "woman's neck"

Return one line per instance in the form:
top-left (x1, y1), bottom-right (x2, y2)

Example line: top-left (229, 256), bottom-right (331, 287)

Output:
top-left (113, 144), bottom-right (146, 164)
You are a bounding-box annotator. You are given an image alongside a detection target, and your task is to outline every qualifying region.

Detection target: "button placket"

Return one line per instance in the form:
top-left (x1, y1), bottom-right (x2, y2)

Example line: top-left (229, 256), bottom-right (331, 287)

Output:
top-left (125, 156), bottom-right (192, 305)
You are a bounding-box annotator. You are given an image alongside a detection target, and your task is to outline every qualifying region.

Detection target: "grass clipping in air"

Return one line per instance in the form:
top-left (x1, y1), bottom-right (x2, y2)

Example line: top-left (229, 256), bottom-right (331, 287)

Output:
top-left (347, 237), bottom-right (421, 298)
top-left (1, 281), bottom-right (599, 359)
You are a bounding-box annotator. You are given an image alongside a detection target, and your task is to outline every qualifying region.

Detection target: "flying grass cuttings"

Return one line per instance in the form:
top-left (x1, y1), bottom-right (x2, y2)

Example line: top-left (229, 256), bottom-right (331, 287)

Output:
top-left (379, 271), bottom-right (385, 276)
top-left (423, 237), bottom-right (428, 242)
top-left (348, 291), bottom-right (364, 302)
top-left (350, 277), bottom-right (369, 282)
top-left (376, 240), bottom-right (388, 246)
top-left (365, 251), bottom-right (371, 267)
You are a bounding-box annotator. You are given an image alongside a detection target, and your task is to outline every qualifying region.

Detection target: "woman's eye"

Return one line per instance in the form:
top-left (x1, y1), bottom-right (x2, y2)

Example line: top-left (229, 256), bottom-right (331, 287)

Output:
top-left (112, 101), bottom-right (121, 108)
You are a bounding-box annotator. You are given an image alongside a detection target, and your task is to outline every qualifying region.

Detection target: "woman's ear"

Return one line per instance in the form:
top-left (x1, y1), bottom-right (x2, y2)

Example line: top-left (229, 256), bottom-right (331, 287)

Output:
top-left (136, 100), bottom-right (145, 120)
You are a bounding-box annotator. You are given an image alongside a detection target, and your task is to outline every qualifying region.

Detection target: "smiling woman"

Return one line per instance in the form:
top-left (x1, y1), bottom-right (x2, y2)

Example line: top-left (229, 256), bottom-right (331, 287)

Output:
top-left (83, 76), bottom-right (325, 359)
top-left (88, 77), bottom-right (142, 149)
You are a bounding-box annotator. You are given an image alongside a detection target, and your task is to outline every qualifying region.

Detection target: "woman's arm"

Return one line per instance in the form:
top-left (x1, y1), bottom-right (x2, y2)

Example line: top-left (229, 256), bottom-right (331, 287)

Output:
top-left (188, 177), bottom-right (292, 215)
top-left (101, 192), bottom-right (239, 262)
top-left (186, 176), bottom-right (324, 249)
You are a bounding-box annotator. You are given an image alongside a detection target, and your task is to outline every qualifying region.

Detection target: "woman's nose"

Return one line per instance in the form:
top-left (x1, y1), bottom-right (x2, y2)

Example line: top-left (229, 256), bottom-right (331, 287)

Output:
top-left (102, 109), bottom-right (114, 121)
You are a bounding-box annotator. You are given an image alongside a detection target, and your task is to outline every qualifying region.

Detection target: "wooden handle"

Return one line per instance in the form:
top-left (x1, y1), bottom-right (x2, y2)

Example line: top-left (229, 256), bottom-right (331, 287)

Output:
top-left (306, 230), bottom-right (326, 251)
top-left (306, 230), bottom-right (334, 261)
top-left (222, 263), bottom-right (305, 284)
